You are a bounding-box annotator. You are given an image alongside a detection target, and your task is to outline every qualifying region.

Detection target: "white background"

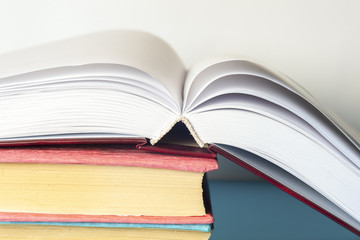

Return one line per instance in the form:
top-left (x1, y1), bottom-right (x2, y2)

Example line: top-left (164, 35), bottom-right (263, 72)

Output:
top-left (0, 0), bottom-right (359, 132)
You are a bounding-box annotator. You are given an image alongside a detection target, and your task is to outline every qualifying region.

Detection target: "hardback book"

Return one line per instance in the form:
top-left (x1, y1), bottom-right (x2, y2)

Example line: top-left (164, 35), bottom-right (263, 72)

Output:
top-left (0, 30), bottom-right (359, 235)
top-left (0, 143), bottom-right (216, 239)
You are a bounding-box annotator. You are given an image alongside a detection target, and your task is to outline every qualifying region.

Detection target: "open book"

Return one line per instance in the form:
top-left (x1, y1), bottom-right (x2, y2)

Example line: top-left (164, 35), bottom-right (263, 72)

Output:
top-left (0, 30), bottom-right (360, 235)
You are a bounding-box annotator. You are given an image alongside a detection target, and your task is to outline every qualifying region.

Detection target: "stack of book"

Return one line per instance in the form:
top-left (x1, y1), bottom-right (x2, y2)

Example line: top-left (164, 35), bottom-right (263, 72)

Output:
top-left (1, 30), bottom-right (360, 237)
top-left (0, 142), bottom-right (218, 239)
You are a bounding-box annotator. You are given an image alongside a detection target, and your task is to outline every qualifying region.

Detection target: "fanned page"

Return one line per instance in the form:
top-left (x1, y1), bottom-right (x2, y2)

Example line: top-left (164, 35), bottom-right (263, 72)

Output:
top-left (182, 58), bottom-right (360, 233)
top-left (0, 31), bottom-right (186, 143)
top-left (184, 57), bottom-right (360, 149)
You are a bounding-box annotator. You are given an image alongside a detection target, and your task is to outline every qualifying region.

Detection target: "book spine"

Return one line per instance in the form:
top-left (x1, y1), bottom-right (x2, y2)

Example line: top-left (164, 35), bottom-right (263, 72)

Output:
top-left (149, 117), bottom-right (205, 147)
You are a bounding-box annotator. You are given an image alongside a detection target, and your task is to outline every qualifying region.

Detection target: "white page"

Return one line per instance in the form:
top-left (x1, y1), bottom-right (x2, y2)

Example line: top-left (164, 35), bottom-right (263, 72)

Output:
top-left (185, 73), bottom-right (360, 168)
top-left (0, 89), bottom-right (178, 141)
top-left (183, 55), bottom-right (247, 104)
top-left (187, 94), bottom-right (351, 167)
top-left (185, 59), bottom-right (360, 149)
top-left (0, 64), bottom-right (170, 100)
top-left (0, 76), bottom-right (178, 113)
top-left (0, 31), bottom-right (186, 112)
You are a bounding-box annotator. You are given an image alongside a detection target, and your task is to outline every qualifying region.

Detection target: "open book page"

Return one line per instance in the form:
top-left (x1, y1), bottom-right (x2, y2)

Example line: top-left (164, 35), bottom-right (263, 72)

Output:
top-left (183, 56), bottom-right (241, 111)
top-left (183, 57), bottom-right (360, 151)
top-left (184, 58), bottom-right (360, 152)
top-left (273, 71), bottom-right (360, 150)
top-left (188, 94), bottom-right (354, 164)
top-left (0, 31), bottom-right (186, 112)
top-left (0, 31), bottom-right (187, 143)
top-left (0, 84), bottom-right (179, 143)
top-left (184, 64), bottom-right (360, 167)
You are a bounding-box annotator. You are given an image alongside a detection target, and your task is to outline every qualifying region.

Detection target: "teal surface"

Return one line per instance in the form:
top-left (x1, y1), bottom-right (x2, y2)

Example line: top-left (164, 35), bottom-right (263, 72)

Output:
top-left (208, 181), bottom-right (358, 240)
top-left (0, 222), bottom-right (211, 232)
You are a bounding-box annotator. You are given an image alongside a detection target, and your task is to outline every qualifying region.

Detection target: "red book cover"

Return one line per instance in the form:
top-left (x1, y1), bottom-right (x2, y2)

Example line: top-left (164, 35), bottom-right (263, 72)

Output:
top-left (0, 143), bottom-right (218, 173)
